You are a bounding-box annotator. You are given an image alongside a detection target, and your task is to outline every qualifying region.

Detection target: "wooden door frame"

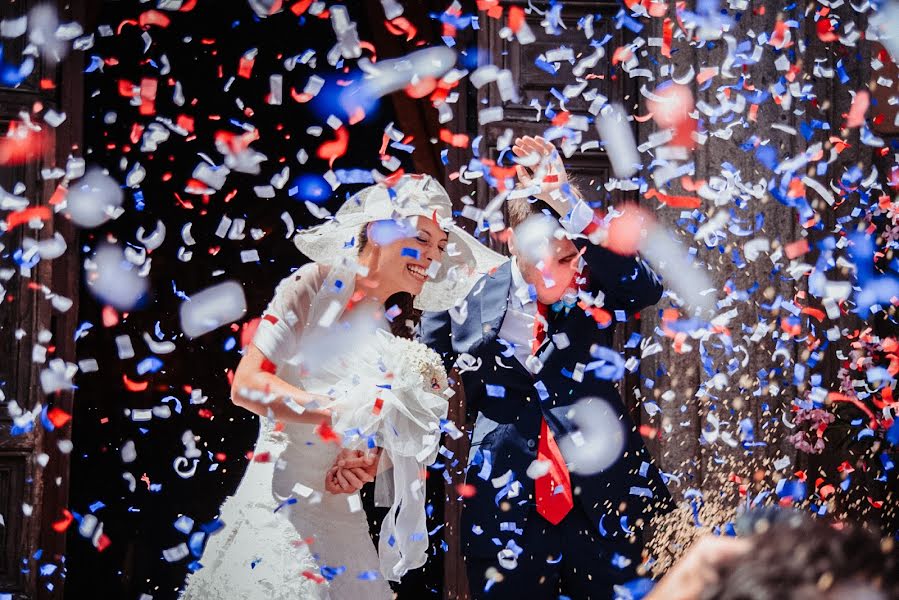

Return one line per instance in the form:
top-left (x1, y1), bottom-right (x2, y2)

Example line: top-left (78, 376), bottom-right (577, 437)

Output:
top-left (0, 1), bottom-right (85, 598)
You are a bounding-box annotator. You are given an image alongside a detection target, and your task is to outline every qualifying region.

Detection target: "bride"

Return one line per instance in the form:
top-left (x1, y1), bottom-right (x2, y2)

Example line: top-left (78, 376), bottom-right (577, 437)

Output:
top-left (179, 174), bottom-right (504, 599)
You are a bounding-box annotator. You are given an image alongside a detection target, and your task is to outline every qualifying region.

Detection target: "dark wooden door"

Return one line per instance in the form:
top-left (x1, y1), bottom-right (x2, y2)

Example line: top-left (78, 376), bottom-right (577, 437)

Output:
top-left (0, 1), bottom-right (84, 597)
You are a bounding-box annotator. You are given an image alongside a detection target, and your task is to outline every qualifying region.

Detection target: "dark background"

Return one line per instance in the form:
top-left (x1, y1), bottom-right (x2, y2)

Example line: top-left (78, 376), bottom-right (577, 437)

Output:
top-left (67, 1), bottom-right (445, 597)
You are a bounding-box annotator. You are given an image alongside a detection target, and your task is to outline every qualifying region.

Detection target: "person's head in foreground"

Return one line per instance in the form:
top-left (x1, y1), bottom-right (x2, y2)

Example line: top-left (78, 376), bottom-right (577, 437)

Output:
top-left (648, 508), bottom-right (898, 600)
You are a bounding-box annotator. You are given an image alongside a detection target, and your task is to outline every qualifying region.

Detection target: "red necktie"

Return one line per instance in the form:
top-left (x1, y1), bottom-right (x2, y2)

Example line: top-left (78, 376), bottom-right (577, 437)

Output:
top-left (532, 303), bottom-right (574, 525)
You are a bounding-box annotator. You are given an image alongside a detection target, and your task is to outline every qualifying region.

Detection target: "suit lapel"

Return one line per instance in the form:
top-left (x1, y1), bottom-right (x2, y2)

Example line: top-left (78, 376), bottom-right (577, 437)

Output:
top-left (477, 261), bottom-right (512, 349)
top-left (450, 261), bottom-right (511, 356)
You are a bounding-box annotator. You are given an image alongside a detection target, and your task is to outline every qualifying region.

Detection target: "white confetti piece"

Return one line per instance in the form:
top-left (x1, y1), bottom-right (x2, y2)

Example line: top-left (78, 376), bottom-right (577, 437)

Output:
top-left (179, 280), bottom-right (247, 338)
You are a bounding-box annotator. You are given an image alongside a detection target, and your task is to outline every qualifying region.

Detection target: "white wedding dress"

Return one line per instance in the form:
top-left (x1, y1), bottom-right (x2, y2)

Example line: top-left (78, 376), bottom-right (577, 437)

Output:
top-left (180, 262), bottom-right (448, 600)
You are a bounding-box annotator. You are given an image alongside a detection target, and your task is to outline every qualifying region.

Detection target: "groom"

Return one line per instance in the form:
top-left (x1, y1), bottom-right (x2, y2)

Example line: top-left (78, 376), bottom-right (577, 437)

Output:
top-left (419, 137), bottom-right (673, 598)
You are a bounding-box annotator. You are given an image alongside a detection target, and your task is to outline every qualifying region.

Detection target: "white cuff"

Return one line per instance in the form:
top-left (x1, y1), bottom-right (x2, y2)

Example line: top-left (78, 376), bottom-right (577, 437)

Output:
top-left (561, 199), bottom-right (595, 234)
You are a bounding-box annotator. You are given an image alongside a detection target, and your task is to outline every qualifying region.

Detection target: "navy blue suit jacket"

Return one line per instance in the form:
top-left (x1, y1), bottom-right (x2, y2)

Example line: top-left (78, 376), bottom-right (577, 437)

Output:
top-left (421, 239), bottom-right (673, 558)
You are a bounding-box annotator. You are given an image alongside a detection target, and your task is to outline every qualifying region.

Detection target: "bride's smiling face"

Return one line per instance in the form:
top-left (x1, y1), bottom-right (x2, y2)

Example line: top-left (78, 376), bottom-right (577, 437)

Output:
top-left (363, 216), bottom-right (448, 297)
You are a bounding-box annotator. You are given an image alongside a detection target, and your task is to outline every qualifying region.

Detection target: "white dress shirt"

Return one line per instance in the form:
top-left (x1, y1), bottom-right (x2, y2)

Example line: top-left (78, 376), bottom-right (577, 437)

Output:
top-left (497, 198), bottom-right (595, 371)
top-left (498, 257), bottom-right (541, 370)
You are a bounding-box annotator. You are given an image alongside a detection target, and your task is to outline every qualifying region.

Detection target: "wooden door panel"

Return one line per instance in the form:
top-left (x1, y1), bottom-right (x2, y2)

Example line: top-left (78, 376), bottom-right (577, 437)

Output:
top-left (479, 1), bottom-right (631, 121)
top-left (0, 1), bottom-right (84, 598)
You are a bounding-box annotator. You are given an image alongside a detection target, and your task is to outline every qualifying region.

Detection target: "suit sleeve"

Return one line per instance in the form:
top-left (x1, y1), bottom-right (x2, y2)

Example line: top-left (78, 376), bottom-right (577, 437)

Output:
top-left (574, 239), bottom-right (663, 315)
top-left (561, 199), bottom-right (664, 315)
top-left (419, 310), bottom-right (456, 373)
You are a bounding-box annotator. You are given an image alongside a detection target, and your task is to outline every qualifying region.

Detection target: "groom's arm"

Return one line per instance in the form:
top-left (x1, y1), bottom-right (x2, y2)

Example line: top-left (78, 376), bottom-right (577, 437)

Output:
top-left (576, 237), bottom-right (663, 315)
top-left (420, 309), bottom-right (456, 372)
top-left (563, 201), bottom-right (664, 315)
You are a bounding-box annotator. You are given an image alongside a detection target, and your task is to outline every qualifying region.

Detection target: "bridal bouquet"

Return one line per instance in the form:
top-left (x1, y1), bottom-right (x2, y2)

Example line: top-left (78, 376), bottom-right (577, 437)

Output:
top-left (314, 329), bottom-right (450, 581)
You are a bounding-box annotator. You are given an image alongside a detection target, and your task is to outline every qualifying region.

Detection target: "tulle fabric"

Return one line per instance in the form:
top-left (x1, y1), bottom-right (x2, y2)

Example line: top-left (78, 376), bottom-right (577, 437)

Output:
top-left (305, 328), bottom-right (449, 581)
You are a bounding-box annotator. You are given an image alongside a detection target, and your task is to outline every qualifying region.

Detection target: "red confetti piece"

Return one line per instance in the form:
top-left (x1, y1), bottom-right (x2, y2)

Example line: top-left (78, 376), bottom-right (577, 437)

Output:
top-left (260, 358), bottom-right (277, 374)
top-left (314, 420), bottom-right (341, 444)
top-left (405, 77), bottom-right (438, 99)
top-left (348, 107), bottom-right (365, 125)
top-left (644, 188), bottom-right (700, 209)
top-left (139, 78), bottom-right (158, 116)
top-left (639, 424), bottom-right (659, 439)
top-left (456, 483), bottom-right (477, 498)
top-left (291, 88), bottom-right (314, 103)
top-left (47, 407), bottom-right (72, 428)
top-left (611, 46), bottom-right (634, 66)
top-left (122, 374), bottom-right (149, 392)
top-left (177, 115), bottom-right (195, 133)
top-left (241, 317), bottom-right (262, 349)
top-left (5, 206), bottom-right (50, 230)
top-left (0, 124), bottom-right (45, 165)
top-left (551, 111), bottom-right (570, 127)
top-left (118, 79), bottom-right (136, 97)
top-left (768, 19), bottom-right (790, 50)
top-left (384, 17), bottom-right (417, 41)
top-left (253, 451), bottom-right (272, 463)
top-left (801, 307), bottom-right (826, 322)
top-left (439, 128), bottom-right (469, 148)
top-left (316, 126), bottom-right (349, 167)
top-left (238, 53), bottom-right (255, 79)
top-left (828, 392), bottom-right (877, 429)
top-left (816, 17), bottom-right (838, 43)
top-left (784, 239), bottom-right (810, 259)
top-left (508, 5), bottom-right (525, 33)
top-left (52, 509), bottom-right (74, 533)
top-left (291, 0), bottom-right (313, 15)
top-left (661, 18), bottom-right (673, 58)
top-left (47, 184), bottom-right (67, 206)
top-left (139, 10), bottom-right (171, 28)
top-left (578, 301), bottom-right (612, 327)
top-left (476, 0), bottom-right (503, 18)
top-left (845, 90), bottom-right (869, 128)
top-left (102, 305), bottom-right (119, 327)
top-left (96, 533), bottom-right (112, 552)
top-left (373, 396), bottom-right (384, 415)
top-left (302, 571), bottom-right (326, 584)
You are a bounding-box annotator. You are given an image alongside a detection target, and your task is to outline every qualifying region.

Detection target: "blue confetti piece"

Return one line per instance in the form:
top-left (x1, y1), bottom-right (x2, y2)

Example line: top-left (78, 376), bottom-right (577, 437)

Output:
top-left (161, 395), bottom-right (182, 414)
top-left (40, 406), bottom-right (55, 432)
top-left (320, 565), bottom-right (346, 581)
top-left (174, 515), bottom-right (194, 534)
top-left (357, 571), bottom-right (380, 581)
top-left (137, 356), bottom-right (164, 375)
top-left (617, 577), bottom-right (655, 600)
top-left (887, 421), bottom-right (899, 446)
top-left (400, 247), bottom-right (420, 259)
top-left (200, 518), bottom-right (225, 535)
top-left (486, 384), bottom-right (505, 398)
top-left (274, 497), bottom-right (298, 513)
top-left (188, 531), bottom-right (206, 557)
top-left (0, 45), bottom-right (34, 86)
top-left (289, 173), bottom-right (332, 203)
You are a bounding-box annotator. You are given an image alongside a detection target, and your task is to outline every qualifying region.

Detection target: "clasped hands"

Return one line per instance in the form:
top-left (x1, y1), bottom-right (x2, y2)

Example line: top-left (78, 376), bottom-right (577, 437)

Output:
top-left (324, 447), bottom-right (381, 494)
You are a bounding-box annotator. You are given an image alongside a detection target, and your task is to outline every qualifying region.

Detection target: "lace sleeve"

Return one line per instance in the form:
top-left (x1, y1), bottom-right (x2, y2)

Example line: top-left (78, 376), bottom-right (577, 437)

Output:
top-left (252, 262), bottom-right (325, 368)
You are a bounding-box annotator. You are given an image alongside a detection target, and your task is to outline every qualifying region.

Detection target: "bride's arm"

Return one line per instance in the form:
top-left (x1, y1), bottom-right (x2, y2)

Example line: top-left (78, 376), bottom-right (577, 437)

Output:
top-left (231, 344), bottom-right (331, 424)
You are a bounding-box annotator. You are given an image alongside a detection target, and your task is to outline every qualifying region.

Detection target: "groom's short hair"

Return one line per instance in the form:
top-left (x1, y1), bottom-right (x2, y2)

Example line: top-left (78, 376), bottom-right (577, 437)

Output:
top-left (506, 182), bottom-right (584, 230)
top-left (506, 197), bottom-right (559, 230)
